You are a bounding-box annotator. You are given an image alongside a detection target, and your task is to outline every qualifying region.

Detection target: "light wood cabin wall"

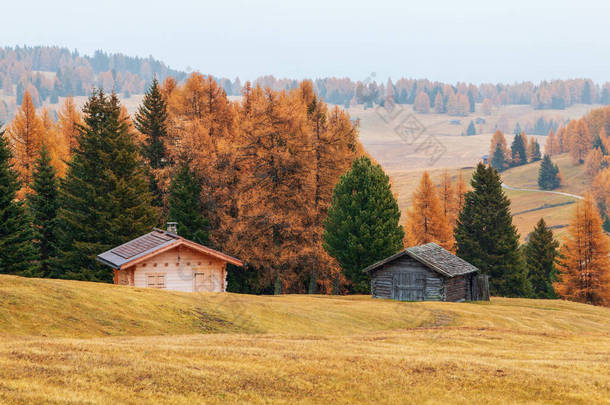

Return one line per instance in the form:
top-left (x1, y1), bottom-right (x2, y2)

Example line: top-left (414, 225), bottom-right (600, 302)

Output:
top-left (117, 246), bottom-right (227, 292)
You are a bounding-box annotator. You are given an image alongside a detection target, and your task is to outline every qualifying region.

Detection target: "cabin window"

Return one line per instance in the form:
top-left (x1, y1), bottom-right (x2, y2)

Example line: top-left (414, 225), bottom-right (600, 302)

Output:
top-left (146, 273), bottom-right (166, 288)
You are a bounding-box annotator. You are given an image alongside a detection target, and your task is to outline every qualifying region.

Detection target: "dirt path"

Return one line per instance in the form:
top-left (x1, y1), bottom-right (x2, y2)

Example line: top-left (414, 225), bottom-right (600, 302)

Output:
top-left (501, 183), bottom-right (583, 200)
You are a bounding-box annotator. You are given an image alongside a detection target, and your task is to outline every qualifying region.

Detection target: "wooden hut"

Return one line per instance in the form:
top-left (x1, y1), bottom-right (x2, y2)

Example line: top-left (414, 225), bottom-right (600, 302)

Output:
top-left (97, 225), bottom-right (243, 293)
top-left (363, 243), bottom-right (489, 302)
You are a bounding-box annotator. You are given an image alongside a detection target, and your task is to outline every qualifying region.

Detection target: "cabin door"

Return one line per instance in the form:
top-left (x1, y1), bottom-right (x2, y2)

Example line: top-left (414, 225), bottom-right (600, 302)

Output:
top-left (194, 270), bottom-right (221, 292)
top-left (392, 272), bottom-right (425, 301)
top-left (194, 271), bottom-right (208, 292)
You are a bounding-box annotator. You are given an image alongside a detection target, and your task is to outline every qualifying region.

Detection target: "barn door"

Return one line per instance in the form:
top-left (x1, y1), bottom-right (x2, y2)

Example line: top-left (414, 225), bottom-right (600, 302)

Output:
top-left (393, 272), bottom-right (426, 301)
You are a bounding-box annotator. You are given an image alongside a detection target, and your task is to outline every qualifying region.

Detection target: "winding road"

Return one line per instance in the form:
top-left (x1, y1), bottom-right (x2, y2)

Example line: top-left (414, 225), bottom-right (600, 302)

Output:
top-left (501, 183), bottom-right (583, 200)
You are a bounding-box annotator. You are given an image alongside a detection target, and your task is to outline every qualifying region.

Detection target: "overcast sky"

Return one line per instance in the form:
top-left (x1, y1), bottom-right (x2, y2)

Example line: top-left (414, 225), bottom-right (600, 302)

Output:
top-left (3, 0), bottom-right (610, 83)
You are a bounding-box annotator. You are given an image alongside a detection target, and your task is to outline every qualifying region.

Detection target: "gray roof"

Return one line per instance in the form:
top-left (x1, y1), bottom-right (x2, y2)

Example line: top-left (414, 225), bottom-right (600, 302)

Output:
top-left (97, 228), bottom-right (244, 269)
top-left (362, 242), bottom-right (479, 277)
top-left (97, 229), bottom-right (178, 269)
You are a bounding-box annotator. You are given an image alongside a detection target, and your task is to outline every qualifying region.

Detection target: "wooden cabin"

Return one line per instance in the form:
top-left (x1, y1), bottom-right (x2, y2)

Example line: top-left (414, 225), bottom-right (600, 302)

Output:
top-left (363, 243), bottom-right (489, 302)
top-left (97, 226), bottom-right (243, 293)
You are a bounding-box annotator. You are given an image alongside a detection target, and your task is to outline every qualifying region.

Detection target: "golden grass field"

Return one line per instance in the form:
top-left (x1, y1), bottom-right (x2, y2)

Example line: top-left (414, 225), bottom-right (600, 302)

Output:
top-left (1, 275), bottom-right (609, 404)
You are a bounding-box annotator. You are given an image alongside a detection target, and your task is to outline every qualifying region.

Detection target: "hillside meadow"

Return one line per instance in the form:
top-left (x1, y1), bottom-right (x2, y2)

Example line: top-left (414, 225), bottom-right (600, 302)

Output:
top-left (1, 275), bottom-right (609, 404)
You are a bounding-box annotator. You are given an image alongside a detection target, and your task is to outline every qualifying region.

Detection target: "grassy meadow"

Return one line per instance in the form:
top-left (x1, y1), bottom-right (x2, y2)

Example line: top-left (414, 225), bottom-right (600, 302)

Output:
top-left (1, 275), bottom-right (609, 404)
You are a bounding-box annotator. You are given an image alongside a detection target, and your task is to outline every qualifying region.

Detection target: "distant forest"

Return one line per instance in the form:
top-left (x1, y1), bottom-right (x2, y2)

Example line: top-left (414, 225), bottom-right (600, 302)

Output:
top-left (2, 45), bottom-right (610, 123)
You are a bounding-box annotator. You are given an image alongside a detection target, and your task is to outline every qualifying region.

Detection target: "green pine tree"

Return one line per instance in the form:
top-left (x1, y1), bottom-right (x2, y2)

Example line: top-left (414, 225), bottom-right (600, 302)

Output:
top-left (491, 143), bottom-right (506, 171)
top-left (27, 145), bottom-right (60, 277)
top-left (466, 120), bottom-right (476, 136)
top-left (524, 218), bottom-right (559, 298)
top-left (455, 163), bottom-right (532, 297)
top-left (168, 160), bottom-right (209, 244)
top-left (531, 139), bottom-right (542, 161)
top-left (135, 77), bottom-right (169, 170)
top-left (592, 134), bottom-right (608, 155)
top-left (323, 157), bottom-right (404, 293)
top-left (0, 125), bottom-right (35, 274)
top-left (538, 154), bottom-right (561, 190)
top-left (57, 90), bottom-right (157, 282)
top-left (135, 77), bottom-right (170, 211)
top-left (511, 132), bottom-right (527, 166)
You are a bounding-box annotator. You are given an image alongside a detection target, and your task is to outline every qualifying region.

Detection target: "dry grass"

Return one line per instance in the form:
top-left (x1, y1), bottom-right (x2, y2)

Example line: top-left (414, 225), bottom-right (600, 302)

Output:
top-left (500, 153), bottom-right (588, 196)
top-left (0, 276), bottom-right (609, 404)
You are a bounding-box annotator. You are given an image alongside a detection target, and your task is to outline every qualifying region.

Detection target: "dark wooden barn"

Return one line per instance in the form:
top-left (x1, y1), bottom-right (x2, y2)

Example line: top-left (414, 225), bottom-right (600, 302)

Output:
top-left (363, 243), bottom-right (489, 302)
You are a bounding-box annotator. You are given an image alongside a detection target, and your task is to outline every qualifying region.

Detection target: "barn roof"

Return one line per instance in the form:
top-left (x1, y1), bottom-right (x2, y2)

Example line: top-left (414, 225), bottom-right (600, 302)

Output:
top-left (362, 242), bottom-right (478, 277)
top-left (97, 228), bottom-right (243, 269)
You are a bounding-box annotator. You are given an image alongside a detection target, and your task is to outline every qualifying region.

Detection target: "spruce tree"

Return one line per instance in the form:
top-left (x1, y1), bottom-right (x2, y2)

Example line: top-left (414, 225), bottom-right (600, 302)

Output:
top-left (524, 218), bottom-right (559, 298)
top-left (323, 157), bottom-right (404, 293)
top-left (511, 132), bottom-right (527, 166)
top-left (538, 154), bottom-right (561, 190)
top-left (27, 145), bottom-right (60, 277)
top-left (135, 77), bottom-right (169, 170)
top-left (455, 163), bottom-right (532, 297)
top-left (168, 160), bottom-right (209, 244)
top-left (0, 125), bottom-right (35, 274)
top-left (530, 139), bottom-right (542, 161)
top-left (57, 90), bottom-right (157, 282)
top-left (491, 143), bottom-right (506, 171)
top-left (466, 120), bottom-right (476, 136)
top-left (135, 77), bottom-right (169, 209)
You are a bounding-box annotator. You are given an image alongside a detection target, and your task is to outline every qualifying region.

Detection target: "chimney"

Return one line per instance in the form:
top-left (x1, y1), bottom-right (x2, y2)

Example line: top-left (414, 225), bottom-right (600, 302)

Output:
top-left (166, 222), bottom-right (178, 234)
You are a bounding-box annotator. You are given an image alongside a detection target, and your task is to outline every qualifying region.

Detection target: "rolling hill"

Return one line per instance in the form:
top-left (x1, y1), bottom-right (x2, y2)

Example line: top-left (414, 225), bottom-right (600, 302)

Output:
top-left (1, 275), bottom-right (609, 404)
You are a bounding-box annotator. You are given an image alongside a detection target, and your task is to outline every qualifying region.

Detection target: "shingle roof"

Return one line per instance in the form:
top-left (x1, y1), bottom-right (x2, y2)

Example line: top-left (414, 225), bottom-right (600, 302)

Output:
top-left (362, 242), bottom-right (478, 277)
top-left (97, 229), bottom-right (243, 269)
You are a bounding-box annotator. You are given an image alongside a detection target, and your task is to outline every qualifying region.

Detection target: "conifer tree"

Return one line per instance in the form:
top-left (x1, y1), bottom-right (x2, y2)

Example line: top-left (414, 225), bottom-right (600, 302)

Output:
top-left (527, 138), bottom-right (541, 161)
top-left (489, 130), bottom-right (509, 171)
top-left (405, 172), bottom-right (454, 251)
top-left (455, 163), bottom-right (531, 297)
top-left (323, 157), bottom-right (404, 293)
top-left (168, 160), bottom-right (208, 244)
top-left (7, 90), bottom-right (43, 192)
top-left (135, 77), bottom-right (169, 170)
top-left (538, 154), bottom-right (561, 190)
top-left (438, 170), bottom-right (458, 228)
top-left (27, 144), bottom-right (60, 277)
top-left (57, 90), bottom-right (157, 281)
top-left (524, 218), bottom-right (559, 298)
top-left (0, 126), bottom-right (35, 274)
top-left (454, 172), bottom-right (468, 215)
top-left (135, 78), bottom-right (170, 210)
top-left (466, 120), bottom-right (476, 136)
top-left (569, 119), bottom-right (593, 164)
top-left (545, 128), bottom-right (557, 156)
top-left (511, 131), bottom-right (528, 166)
top-left (554, 195), bottom-right (610, 306)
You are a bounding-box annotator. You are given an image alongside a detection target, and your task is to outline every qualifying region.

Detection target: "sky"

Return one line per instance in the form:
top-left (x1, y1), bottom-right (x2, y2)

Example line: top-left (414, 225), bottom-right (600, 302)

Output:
top-left (3, 0), bottom-right (610, 84)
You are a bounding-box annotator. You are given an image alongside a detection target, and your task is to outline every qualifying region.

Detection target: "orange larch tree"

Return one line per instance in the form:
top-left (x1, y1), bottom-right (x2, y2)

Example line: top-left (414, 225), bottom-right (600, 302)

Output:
top-left (298, 81), bottom-right (362, 293)
top-left (569, 119), bottom-right (593, 164)
top-left (57, 96), bottom-right (83, 154)
top-left (454, 171), bottom-right (468, 216)
top-left (405, 171), bottom-right (454, 251)
top-left (545, 128), bottom-right (557, 156)
top-left (230, 84), bottom-right (316, 293)
top-left (438, 170), bottom-right (457, 228)
top-left (554, 194), bottom-right (610, 306)
top-left (40, 108), bottom-right (67, 176)
top-left (7, 90), bottom-right (43, 193)
top-left (166, 73), bottom-right (237, 248)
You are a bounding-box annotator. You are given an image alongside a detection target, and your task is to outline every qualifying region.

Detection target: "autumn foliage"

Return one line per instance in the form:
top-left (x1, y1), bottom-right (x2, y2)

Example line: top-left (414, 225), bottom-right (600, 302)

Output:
top-left (554, 195), bottom-right (610, 306)
top-left (404, 171), bottom-right (459, 252)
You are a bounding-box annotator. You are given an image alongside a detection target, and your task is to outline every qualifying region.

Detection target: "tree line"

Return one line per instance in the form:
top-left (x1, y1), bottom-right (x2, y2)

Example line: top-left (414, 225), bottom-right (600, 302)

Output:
top-left (1, 73), bottom-right (608, 304)
top-left (0, 74), bottom-right (364, 294)
top-left (4, 46), bottom-right (610, 124)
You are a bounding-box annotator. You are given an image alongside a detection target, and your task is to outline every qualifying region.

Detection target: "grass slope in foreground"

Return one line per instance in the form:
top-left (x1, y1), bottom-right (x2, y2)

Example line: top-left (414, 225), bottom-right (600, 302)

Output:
top-left (0, 275), bottom-right (609, 404)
